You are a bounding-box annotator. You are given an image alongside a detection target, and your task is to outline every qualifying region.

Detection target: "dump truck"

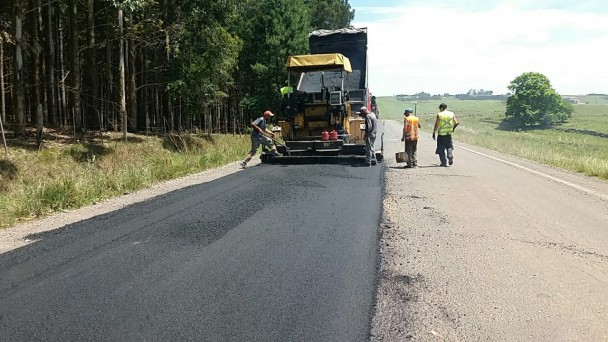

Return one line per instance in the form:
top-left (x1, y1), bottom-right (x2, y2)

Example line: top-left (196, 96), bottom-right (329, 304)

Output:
top-left (261, 27), bottom-right (383, 163)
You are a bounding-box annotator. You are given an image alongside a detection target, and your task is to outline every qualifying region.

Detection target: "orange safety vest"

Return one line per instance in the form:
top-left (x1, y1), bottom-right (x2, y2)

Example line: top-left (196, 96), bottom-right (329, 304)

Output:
top-left (403, 115), bottom-right (420, 140)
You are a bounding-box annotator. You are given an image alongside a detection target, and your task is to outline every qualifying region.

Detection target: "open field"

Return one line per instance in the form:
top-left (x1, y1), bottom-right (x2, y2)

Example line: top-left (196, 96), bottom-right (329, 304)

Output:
top-left (377, 96), bottom-right (608, 180)
top-left (0, 132), bottom-right (250, 229)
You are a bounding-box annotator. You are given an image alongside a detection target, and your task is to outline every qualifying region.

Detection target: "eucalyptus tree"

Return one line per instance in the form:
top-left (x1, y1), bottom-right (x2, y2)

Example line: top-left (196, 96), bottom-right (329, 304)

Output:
top-left (68, 0), bottom-right (82, 133)
top-left (12, 0), bottom-right (26, 134)
top-left (0, 0), bottom-right (353, 139)
top-left (168, 0), bottom-right (242, 132)
top-left (1, 32), bottom-right (6, 125)
top-left (43, 0), bottom-right (56, 126)
top-left (237, 0), bottom-right (310, 117)
top-left (107, 0), bottom-right (153, 138)
top-left (305, 0), bottom-right (355, 30)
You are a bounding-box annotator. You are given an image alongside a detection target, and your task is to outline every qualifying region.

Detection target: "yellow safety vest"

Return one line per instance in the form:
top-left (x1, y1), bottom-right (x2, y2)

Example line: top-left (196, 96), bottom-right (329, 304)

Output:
top-left (280, 86), bottom-right (294, 96)
top-left (437, 111), bottom-right (455, 136)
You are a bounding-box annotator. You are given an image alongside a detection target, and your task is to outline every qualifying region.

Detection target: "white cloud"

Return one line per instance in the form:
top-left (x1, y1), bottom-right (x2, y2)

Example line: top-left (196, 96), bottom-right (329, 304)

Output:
top-left (354, 5), bottom-right (608, 96)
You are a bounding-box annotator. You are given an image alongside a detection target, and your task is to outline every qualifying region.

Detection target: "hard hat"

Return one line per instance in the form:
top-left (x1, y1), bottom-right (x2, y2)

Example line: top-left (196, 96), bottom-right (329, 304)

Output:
top-left (263, 110), bottom-right (274, 117)
top-left (360, 106), bottom-right (368, 113)
top-left (404, 108), bottom-right (413, 114)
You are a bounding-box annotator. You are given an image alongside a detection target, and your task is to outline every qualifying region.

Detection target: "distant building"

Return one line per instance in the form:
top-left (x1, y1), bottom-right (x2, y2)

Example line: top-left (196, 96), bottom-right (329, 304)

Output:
top-left (454, 94), bottom-right (508, 101)
top-left (395, 92), bottom-right (441, 101)
top-left (564, 97), bottom-right (584, 104)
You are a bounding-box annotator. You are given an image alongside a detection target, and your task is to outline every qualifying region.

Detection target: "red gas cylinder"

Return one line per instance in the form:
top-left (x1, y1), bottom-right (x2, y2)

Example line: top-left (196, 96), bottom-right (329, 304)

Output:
top-left (321, 130), bottom-right (329, 141)
top-left (329, 130), bottom-right (338, 140)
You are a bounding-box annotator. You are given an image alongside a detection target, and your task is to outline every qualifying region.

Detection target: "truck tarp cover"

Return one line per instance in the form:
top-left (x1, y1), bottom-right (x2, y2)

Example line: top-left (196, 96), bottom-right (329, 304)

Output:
top-left (309, 28), bottom-right (367, 90)
top-left (286, 53), bottom-right (352, 72)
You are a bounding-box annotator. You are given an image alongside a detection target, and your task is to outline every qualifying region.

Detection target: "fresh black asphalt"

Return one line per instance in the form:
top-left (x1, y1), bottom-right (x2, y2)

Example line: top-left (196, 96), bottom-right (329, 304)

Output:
top-left (0, 160), bottom-right (383, 341)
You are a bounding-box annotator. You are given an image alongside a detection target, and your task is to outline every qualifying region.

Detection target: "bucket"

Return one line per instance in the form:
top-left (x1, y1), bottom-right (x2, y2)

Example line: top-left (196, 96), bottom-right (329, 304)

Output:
top-left (321, 131), bottom-right (329, 141)
top-left (395, 151), bottom-right (409, 163)
top-left (329, 130), bottom-right (338, 140)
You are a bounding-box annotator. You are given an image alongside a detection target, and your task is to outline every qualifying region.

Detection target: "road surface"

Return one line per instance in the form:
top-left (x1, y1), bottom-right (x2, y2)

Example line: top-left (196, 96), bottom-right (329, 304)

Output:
top-left (0, 153), bottom-right (384, 341)
top-left (372, 120), bottom-right (608, 341)
top-left (2, 119), bottom-right (608, 342)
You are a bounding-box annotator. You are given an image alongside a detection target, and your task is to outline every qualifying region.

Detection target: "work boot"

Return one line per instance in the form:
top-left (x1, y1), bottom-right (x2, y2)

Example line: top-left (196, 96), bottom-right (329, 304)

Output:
top-left (240, 160), bottom-right (248, 169)
top-left (448, 157), bottom-right (454, 165)
top-left (371, 160), bottom-right (377, 166)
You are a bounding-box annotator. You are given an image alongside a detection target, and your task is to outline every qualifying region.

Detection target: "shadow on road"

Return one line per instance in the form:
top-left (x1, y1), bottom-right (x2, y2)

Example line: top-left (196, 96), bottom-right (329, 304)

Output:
top-left (266, 156), bottom-right (381, 167)
top-left (388, 165), bottom-right (443, 170)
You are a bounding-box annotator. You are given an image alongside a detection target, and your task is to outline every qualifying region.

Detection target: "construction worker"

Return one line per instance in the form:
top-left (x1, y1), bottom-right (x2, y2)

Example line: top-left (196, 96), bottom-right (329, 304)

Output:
top-left (401, 107), bottom-right (421, 168)
top-left (240, 110), bottom-right (280, 169)
top-left (360, 106), bottom-right (378, 166)
top-left (432, 103), bottom-right (459, 167)
top-left (371, 95), bottom-right (380, 118)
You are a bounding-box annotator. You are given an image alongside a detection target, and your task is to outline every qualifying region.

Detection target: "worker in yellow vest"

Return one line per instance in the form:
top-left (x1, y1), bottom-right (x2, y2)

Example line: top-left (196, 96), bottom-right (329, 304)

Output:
top-left (400, 107), bottom-right (421, 168)
top-left (432, 103), bottom-right (459, 167)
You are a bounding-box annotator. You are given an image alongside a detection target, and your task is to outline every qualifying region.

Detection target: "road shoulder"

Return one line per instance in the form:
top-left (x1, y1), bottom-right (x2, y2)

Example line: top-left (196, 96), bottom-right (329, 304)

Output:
top-left (0, 159), bottom-right (260, 254)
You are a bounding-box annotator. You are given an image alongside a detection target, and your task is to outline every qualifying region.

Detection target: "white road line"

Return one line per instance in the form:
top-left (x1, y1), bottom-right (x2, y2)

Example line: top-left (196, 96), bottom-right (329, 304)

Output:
top-left (460, 146), bottom-right (608, 203)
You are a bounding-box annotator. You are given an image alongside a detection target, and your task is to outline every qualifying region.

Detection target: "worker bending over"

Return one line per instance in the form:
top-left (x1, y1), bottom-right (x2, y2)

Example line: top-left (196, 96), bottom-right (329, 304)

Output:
top-left (240, 110), bottom-right (280, 169)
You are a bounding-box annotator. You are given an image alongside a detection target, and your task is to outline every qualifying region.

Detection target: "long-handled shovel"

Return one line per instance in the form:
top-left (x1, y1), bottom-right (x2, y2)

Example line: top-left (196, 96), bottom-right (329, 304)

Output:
top-left (271, 137), bottom-right (291, 156)
top-left (261, 131), bottom-right (291, 156)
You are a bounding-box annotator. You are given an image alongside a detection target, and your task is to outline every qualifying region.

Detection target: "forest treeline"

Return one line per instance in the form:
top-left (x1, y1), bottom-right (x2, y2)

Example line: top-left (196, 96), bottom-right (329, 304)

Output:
top-left (0, 0), bottom-right (354, 139)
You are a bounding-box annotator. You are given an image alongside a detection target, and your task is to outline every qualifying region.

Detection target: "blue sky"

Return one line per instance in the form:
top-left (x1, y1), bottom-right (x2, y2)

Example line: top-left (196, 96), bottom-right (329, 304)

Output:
top-left (348, 0), bottom-right (608, 96)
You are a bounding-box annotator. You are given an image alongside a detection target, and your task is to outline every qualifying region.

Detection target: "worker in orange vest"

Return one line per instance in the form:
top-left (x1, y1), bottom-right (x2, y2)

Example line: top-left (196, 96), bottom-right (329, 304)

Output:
top-left (401, 107), bottom-right (421, 168)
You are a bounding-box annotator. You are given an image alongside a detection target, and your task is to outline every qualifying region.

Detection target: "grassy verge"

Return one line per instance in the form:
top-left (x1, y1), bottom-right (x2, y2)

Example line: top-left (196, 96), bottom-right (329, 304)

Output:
top-left (0, 133), bottom-right (250, 229)
top-left (377, 96), bottom-right (608, 180)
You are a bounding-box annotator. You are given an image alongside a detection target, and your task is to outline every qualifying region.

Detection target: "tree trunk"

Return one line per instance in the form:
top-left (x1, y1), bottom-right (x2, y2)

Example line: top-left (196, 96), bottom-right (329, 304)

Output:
top-left (128, 14), bottom-right (137, 132)
top-left (224, 101), bottom-right (228, 134)
top-left (0, 35), bottom-right (6, 125)
top-left (69, 0), bottom-right (81, 133)
top-left (106, 39), bottom-right (114, 131)
top-left (232, 92), bottom-right (236, 135)
top-left (154, 86), bottom-right (159, 132)
top-left (29, 0), bottom-right (42, 127)
top-left (162, 0), bottom-right (172, 132)
top-left (13, 3), bottom-right (26, 134)
top-left (58, 3), bottom-right (67, 127)
top-left (36, 103), bottom-right (43, 145)
top-left (141, 51), bottom-right (149, 134)
top-left (0, 113), bottom-right (7, 155)
top-left (118, 8), bottom-right (127, 141)
top-left (85, 0), bottom-right (99, 129)
top-left (44, 0), bottom-right (56, 126)
top-left (177, 99), bottom-right (182, 133)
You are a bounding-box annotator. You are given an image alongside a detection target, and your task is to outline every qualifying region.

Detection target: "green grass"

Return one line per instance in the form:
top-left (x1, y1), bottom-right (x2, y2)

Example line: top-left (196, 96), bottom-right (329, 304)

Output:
top-left (377, 96), bottom-right (608, 180)
top-left (0, 133), bottom-right (251, 229)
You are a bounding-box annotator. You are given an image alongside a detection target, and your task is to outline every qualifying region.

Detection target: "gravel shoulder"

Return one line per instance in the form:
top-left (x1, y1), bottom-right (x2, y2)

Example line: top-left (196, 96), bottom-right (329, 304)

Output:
top-left (0, 159), bottom-right (260, 254)
top-left (371, 120), bottom-right (608, 341)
